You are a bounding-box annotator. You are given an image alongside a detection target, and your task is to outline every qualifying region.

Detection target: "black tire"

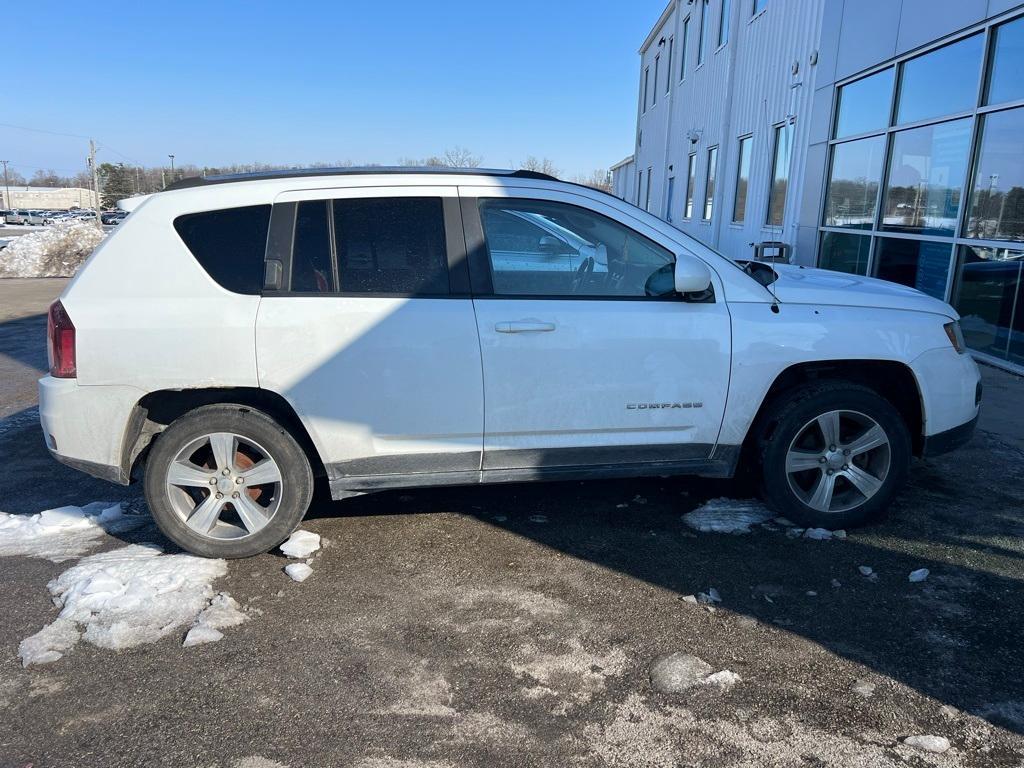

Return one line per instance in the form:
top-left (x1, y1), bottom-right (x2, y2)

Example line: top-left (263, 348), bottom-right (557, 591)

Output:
top-left (144, 404), bottom-right (313, 558)
top-left (758, 382), bottom-right (911, 530)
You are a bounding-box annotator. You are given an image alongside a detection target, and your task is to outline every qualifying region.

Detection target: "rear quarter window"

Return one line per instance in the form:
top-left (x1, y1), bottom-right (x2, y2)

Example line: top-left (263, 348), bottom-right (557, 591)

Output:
top-left (173, 205), bottom-right (271, 294)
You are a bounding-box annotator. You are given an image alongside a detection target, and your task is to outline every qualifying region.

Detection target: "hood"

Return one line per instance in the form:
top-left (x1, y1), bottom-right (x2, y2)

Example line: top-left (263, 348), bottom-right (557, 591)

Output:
top-left (769, 264), bottom-right (957, 318)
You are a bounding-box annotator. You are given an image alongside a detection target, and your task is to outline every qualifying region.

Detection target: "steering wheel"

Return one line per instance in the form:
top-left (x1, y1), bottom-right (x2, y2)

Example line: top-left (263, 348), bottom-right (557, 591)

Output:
top-left (571, 256), bottom-right (595, 294)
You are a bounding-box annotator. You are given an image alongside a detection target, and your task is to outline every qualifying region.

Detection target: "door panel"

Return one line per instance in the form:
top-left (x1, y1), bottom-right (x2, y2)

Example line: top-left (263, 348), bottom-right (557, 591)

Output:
top-left (473, 298), bottom-right (730, 466)
top-left (257, 297), bottom-right (483, 473)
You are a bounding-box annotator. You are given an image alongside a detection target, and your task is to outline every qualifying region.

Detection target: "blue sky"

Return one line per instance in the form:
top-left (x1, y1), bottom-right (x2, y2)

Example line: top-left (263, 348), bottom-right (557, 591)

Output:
top-left (5, 0), bottom-right (666, 179)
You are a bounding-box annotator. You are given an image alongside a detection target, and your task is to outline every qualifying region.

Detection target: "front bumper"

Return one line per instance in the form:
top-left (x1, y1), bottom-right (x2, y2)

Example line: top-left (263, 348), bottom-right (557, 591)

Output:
top-left (921, 412), bottom-right (978, 457)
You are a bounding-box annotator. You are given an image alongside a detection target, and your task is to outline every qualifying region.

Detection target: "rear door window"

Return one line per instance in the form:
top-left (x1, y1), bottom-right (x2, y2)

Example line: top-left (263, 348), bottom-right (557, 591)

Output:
top-left (174, 205), bottom-right (271, 294)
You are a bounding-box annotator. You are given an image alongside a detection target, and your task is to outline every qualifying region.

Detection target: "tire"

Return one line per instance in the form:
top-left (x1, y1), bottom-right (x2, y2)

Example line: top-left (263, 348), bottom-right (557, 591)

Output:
top-left (759, 382), bottom-right (911, 530)
top-left (144, 404), bottom-right (313, 558)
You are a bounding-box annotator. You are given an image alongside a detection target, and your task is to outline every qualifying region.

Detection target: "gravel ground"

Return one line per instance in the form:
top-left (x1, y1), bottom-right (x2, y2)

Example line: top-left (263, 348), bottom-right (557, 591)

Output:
top-left (0, 279), bottom-right (1022, 768)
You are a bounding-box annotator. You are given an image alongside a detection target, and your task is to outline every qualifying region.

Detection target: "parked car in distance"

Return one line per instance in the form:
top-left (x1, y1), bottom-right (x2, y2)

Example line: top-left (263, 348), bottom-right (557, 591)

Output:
top-left (38, 168), bottom-right (982, 558)
top-left (101, 210), bottom-right (127, 225)
top-left (24, 210), bottom-right (47, 226)
top-left (5, 209), bottom-right (28, 225)
top-left (43, 212), bottom-right (71, 225)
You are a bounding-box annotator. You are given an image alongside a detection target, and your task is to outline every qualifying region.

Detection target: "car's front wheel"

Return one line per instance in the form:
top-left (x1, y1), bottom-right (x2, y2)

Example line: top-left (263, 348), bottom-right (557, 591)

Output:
top-left (759, 382), bottom-right (911, 530)
top-left (144, 404), bottom-right (313, 558)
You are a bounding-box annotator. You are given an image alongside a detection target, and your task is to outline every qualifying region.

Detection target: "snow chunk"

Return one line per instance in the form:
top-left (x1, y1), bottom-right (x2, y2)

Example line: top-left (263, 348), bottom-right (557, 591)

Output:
top-left (284, 563), bottom-right (313, 582)
top-left (903, 735), bottom-right (950, 753)
top-left (18, 544), bottom-right (234, 665)
top-left (909, 568), bottom-right (930, 583)
top-left (852, 679), bottom-right (876, 698)
top-left (0, 221), bottom-right (106, 278)
top-left (682, 498), bottom-right (773, 534)
top-left (858, 566), bottom-right (874, 577)
top-left (17, 618), bottom-right (80, 667)
top-left (802, 527), bottom-right (846, 540)
top-left (0, 502), bottom-right (142, 562)
top-left (650, 652), bottom-right (741, 694)
top-left (184, 592), bottom-right (247, 647)
top-left (697, 587), bottom-right (722, 604)
top-left (279, 530), bottom-right (320, 558)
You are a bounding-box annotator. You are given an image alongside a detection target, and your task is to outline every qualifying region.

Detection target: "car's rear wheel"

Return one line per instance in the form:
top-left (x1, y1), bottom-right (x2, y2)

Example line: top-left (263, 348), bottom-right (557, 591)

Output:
top-left (759, 383), bottom-right (911, 530)
top-left (144, 405), bottom-right (313, 558)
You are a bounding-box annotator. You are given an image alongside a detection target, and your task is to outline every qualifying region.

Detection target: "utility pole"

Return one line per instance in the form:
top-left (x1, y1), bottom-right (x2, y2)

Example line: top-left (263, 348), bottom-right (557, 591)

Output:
top-left (88, 140), bottom-right (102, 229)
top-left (0, 160), bottom-right (10, 211)
top-left (168, 154), bottom-right (175, 183)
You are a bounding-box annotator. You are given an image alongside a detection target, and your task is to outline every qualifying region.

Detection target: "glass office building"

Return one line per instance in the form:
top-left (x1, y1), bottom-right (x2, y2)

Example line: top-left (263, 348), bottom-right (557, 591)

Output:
top-left (819, 13), bottom-right (1024, 369)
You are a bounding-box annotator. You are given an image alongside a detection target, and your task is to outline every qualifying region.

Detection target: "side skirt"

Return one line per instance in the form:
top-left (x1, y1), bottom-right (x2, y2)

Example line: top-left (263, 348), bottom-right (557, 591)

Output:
top-left (328, 446), bottom-right (741, 500)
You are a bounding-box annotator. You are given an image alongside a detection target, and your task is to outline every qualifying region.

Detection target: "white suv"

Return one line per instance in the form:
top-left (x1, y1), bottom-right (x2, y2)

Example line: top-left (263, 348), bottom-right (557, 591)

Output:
top-left (39, 168), bottom-right (981, 558)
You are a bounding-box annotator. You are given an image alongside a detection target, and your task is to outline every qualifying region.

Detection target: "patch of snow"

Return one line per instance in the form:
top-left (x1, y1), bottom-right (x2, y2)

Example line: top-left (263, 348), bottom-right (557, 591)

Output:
top-left (785, 527), bottom-right (806, 539)
top-left (528, 514), bottom-right (548, 523)
top-left (0, 221), bottom-right (106, 278)
top-left (773, 516), bottom-right (796, 527)
top-left (279, 530), bottom-right (320, 558)
top-left (858, 566), bottom-right (874, 577)
top-left (903, 735), bottom-right (950, 753)
top-left (682, 498), bottom-right (773, 534)
top-left (852, 680), bottom-right (876, 698)
top-left (632, 495), bottom-right (647, 505)
top-left (697, 587), bottom-right (721, 604)
top-left (183, 592), bottom-right (246, 647)
top-left (18, 544), bottom-right (234, 666)
top-left (909, 568), bottom-right (930, 583)
top-left (830, 579), bottom-right (842, 588)
top-left (802, 527), bottom-right (846, 540)
top-left (649, 652), bottom-right (741, 694)
top-left (284, 562), bottom-right (313, 582)
top-left (0, 502), bottom-right (143, 562)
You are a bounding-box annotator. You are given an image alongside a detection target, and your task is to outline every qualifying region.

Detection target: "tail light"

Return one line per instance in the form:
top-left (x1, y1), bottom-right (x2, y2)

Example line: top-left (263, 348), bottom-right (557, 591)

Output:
top-left (47, 300), bottom-right (77, 378)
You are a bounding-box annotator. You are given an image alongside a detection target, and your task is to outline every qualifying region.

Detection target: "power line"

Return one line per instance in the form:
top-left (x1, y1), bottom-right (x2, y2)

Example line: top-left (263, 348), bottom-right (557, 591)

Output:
top-left (0, 121), bottom-right (92, 140)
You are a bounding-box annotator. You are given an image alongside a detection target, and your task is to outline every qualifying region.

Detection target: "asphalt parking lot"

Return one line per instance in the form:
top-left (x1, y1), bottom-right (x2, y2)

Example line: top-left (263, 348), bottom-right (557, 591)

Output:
top-left (1, 279), bottom-right (1022, 767)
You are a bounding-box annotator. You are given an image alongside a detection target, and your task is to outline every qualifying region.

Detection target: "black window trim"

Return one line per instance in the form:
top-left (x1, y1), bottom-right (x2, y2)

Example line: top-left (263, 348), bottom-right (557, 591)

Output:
top-left (462, 195), bottom-right (713, 303)
top-left (263, 195), bottom-right (470, 299)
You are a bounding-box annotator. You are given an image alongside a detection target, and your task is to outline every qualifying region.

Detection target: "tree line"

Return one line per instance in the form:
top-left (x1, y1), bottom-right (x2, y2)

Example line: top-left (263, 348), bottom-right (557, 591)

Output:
top-left (9, 147), bottom-right (612, 209)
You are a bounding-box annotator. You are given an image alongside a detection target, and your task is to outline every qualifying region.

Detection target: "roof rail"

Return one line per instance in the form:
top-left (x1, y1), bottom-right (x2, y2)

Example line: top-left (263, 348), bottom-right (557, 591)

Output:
top-left (164, 166), bottom-right (558, 191)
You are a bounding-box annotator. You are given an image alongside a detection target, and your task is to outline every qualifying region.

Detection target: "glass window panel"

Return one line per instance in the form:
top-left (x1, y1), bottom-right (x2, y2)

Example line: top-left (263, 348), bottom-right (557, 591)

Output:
top-left (880, 118), bottom-right (971, 237)
top-left (684, 154), bottom-right (697, 217)
top-left (292, 200), bottom-right (335, 292)
top-left (697, 0), bottom-right (710, 65)
top-left (478, 199), bottom-right (674, 298)
top-left (666, 37), bottom-right (674, 93)
top-left (767, 123), bottom-right (791, 226)
top-left (819, 231), bottom-right (871, 275)
top-left (753, 0), bottom-right (768, 15)
top-left (835, 68), bottom-right (895, 138)
top-left (653, 55), bottom-right (659, 106)
top-left (896, 34), bottom-right (984, 125)
top-left (732, 136), bottom-right (752, 222)
top-left (986, 15), bottom-right (1024, 106)
top-left (703, 146), bottom-right (718, 220)
top-left (874, 238), bottom-right (952, 298)
top-left (823, 136), bottom-right (885, 228)
top-left (680, 17), bottom-right (689, 79)
top-left (954, 244), bottom-right (1024, 362)
top-left (719, 0), bottom-right (731, 47)
top-left (965, 107), bottom-right (1024, 243)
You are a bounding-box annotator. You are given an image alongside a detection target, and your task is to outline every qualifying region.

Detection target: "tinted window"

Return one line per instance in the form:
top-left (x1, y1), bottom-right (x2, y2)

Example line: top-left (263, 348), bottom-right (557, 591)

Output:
top-left (819, 231), bottom-right (871, 276)
top-left (174, 205), bottom-right (270, 294)
top-left (333, 197), bottom-right (449, 295)
top-left (479, 199), bottom-right (675, 298)
top-left (896, 34), bottom-right (983, 125)
top-left (732, 136), bottom-right (752, 223)
top-left (291, 200), bottom-right (335, 292)
top-left (823, 135), bottom-right (885, 229)
top-left (767, 124), bottom-right (791, 226)
top-left (965, 107), bottom-right (1024, 243)
top-left (880, 118), bottom-right (972, 237)
top-left (834, 68), bottom-right (894, 138)
top-left (703, 146), bottom-right (718, 220)
top-left (874, 238), bottom-right (952, 299)
top-left (986, 16), bottom-right (1024, 106)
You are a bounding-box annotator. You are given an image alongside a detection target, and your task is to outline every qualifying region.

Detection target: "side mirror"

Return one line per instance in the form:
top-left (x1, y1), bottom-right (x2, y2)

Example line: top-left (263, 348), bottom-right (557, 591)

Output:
top-left (674, 254), bottom-right (713, 294)
top-left (538, 236), bottom-right (572, 255)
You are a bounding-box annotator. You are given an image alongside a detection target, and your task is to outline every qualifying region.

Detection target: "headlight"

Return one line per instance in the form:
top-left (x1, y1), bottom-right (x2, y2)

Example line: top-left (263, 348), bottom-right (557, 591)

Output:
top-left (943, 321), bottom-right (966, 354)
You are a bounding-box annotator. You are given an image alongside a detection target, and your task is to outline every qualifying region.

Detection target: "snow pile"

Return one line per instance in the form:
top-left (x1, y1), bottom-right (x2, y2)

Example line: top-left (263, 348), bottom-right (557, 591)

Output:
top-left (183, 592), bottom-right (247, 647)
top-left (682, 498), bottom-right (773, 533)
top-left (649, 652), bottom-right (741, 694)
top-left (0, 502), bottom-right (142, 562)
top-left (903, 735), bottom-right (950, 753)
top-left (284, 562), bottom-right (313, 582)
top-left (18, 543), bottom-right (233, 666)
top-left (0, 221), bottom-right (106, 278)
top-left (909, 568), bottom-right (930, 583)
top-left (279, 530), bottom-right (320, 558)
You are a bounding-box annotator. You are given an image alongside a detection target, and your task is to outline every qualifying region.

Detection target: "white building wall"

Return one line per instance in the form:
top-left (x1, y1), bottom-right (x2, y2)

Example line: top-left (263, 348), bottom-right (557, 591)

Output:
top-left (1, 186), bottom-right (98, 210)
top-left (633, 0), bottom-right (825, 263)
top-left (609, 156), bottom-right (636, 200)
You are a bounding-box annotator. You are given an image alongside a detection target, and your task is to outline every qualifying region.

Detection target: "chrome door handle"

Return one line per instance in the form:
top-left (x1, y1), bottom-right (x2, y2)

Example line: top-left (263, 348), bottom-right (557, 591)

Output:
top-left (495, 321), bottom-right (557, 333)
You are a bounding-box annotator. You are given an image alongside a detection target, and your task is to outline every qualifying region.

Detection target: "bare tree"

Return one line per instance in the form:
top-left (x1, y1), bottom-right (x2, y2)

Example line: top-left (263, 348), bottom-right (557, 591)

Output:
top-left (519, 156), bottom-right (560, 177)
top-left (30, 169), bottom-right (64, 187)
top-left (571, 169), bottom-right (612, 192)
top-left (442, 146), bottom-right (482, 168)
